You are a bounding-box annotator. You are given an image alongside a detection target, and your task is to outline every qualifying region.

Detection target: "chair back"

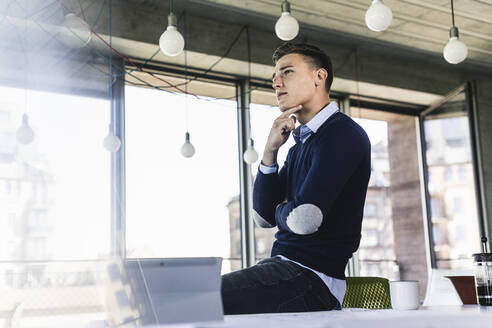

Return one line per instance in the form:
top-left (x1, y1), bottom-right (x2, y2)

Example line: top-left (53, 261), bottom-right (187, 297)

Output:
top-left (342, 276), bottom-right (392, 309)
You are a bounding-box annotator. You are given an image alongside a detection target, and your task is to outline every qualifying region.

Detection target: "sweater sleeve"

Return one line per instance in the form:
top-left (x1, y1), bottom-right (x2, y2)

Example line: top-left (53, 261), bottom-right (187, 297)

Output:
top-left (252, 155), bottom-right (289, 228)
top-left (275, 129), bottom-right (368, 235)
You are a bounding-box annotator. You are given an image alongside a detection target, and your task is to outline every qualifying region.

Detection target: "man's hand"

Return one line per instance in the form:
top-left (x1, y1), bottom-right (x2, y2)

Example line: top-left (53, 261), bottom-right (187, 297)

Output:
top-left (262, 105), bottom-right (302, 165)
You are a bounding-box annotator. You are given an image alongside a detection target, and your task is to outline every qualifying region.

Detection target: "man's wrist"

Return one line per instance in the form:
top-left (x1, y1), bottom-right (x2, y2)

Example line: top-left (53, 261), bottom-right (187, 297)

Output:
top-left (259, 162), bottom-right (277, 174)
top-left (262, 149), bottom-right (278, 166)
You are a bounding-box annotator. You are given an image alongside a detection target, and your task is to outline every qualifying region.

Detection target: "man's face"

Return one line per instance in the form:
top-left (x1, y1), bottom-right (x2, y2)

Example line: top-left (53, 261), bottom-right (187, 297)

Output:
top-left (272, 53), bottom-right (317, 111)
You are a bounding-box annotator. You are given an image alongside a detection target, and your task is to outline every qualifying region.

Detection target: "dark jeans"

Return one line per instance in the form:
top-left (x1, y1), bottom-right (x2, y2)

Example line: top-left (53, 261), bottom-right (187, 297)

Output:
top-left (221, 257), bottom-right (341, 315)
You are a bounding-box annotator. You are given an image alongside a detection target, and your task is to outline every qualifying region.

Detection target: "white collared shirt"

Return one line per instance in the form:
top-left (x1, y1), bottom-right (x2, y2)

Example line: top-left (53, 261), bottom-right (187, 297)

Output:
top-left (292, 101), bottom-right (339, 143)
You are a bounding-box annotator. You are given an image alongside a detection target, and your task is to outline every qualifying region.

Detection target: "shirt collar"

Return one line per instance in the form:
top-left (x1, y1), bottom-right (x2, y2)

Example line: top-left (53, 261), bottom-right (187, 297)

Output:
top-left (292, 101), bottom-right (340, 144)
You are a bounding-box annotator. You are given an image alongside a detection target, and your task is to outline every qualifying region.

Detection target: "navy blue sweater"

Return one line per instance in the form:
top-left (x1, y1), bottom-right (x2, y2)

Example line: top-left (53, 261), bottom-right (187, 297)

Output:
top-left (253, 112), bottom-right (371, 279)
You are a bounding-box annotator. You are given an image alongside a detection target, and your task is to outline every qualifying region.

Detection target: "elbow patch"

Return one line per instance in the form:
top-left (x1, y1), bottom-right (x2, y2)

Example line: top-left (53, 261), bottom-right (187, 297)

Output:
top-left (286, 203), bottom-right (323, 235)
top-left (252, 209), bottom-right (274, 228)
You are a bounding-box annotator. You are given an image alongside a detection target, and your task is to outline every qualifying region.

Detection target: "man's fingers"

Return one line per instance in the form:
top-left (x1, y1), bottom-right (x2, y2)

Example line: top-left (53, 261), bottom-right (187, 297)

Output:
top-left (279, 119), bottom-right (295, 135)
top-left (279, 105), bottom-right (302, 119)
top-left (274, 115), bottom-right (296, 128)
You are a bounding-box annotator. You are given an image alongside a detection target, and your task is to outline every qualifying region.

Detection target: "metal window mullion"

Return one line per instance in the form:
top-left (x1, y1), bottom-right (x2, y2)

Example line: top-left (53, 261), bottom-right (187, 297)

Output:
top-left (465, 81), bottom-right (490, 252)
top-left (236, 79), bottom-right (256, 268)
top-left (416, 115), bottom-right (437, 271)
top-left (110, 59), bottom-right (126, 259)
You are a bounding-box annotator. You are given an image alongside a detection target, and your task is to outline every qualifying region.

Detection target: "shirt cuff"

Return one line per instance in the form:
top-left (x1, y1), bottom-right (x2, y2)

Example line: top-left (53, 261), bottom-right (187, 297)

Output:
top-left (259, 162), bottom-right (278, 174)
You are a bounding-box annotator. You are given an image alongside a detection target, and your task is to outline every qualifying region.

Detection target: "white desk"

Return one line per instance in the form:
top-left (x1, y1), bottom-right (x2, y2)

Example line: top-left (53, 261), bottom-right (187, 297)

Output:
top-left (158, 306), bottom-right (492, 328)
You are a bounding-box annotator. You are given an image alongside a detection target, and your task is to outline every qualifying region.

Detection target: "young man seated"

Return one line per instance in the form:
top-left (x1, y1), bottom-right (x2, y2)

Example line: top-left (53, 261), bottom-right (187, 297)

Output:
top-left (221, 43), bottom-right (371, 314)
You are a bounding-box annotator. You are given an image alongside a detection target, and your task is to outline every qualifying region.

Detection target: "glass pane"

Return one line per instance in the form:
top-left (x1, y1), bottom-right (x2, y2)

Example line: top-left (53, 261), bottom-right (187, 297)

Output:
top-left (0, 86), bottom-right (110, 325)
top-left (423, 91), bottom-right (481, 269)
top-left (0, 86), bottom-right (110, 260)
top-left (125, 83), bottom-right (239, 274)
top-left (352, 114), bottom-right (399, 280)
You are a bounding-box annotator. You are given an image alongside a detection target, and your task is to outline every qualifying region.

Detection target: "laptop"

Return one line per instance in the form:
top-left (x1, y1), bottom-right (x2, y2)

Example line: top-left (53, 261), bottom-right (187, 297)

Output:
top-left (106, 257), bottom-right (223, 326)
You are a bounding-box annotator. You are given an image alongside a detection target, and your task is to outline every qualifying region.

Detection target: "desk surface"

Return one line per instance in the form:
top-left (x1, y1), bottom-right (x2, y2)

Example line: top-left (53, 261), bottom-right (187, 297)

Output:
top-left (160, 305), bottom-right (492, 328)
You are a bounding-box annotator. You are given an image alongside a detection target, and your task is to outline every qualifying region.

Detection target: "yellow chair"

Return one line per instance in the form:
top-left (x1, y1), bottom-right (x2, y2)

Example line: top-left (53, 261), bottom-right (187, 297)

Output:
top-left (342, 276), bottom-right (392, 309)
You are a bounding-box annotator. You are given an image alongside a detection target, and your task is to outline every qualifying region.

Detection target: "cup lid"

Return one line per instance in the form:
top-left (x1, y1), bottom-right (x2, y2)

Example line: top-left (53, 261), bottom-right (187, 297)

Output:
top-left (472, 253), bottom-right (492, 262)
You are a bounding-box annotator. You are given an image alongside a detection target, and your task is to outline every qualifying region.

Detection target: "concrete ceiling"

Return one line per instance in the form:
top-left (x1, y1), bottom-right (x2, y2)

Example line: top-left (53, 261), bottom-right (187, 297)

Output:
top-left (2, 0), bottom-right (489, 105)
top-left (197, 0), bottom-right (492, 67)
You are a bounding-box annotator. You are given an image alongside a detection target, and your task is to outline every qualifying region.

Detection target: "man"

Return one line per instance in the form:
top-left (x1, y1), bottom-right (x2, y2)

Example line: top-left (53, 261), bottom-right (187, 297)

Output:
top-left (221, 43), bottom-right (371, 314)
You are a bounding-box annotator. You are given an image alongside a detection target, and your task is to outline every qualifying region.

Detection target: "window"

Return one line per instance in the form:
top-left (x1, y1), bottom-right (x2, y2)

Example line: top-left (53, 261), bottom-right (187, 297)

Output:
top-left (125, 82), bottom-right (239, 274)
top-left (27, 210), bottom-right (47, 228)
top-left (455, 225), bottom-right (466, 243)
top-left (432, 225), bottom-right (446, 246)
top-left (26, 238), bottom-right (46, 260)
top-left (445, 167), bottom-right (453, 182)
top-left (361, 230), bottom-right (379, 247)
top-left (8, 213), bottom-right (15, 229)
top-left (364, 203), bottom-right (378, 218)
top-left (422, 89), bottom-right (481, 269)
top-left (5, 269), bottom-right (14, 287)
top-left (0, 86), bottom-right (110, 261)
top-left (0, 110), bottom-right (10, 122)
top-left (430, 197), bottom-right (442, 219)
top-left (453, 197), bottom-right (464, 213)
top-left (458, 165), bottom-right (467, 180)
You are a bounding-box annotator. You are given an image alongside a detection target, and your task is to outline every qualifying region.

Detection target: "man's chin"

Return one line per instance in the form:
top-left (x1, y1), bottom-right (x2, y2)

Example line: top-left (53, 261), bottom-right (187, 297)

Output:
top-left (278, 103), bottom-right (292, 112)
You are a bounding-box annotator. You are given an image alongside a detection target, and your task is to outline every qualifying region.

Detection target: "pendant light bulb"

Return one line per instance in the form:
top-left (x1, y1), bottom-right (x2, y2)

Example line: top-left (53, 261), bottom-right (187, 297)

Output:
top-left (275, 1), bottom-right (299, 41)
top-left (59, 13), bottom-right (92, 48)
top-left (365, 0), bottom-right (393, 32)
top-left (443, 28), bottom-right (468, 64)
top-left (159, 13), bottom-right (185, 56)
top-left (181, 132), bottom-right (195, 158)
top-left (103, 125), bottom-right (121, 152)
top-left (243, 139), bottom-right (259, 164)
top-left (16, 113), bottom-right (35, 145)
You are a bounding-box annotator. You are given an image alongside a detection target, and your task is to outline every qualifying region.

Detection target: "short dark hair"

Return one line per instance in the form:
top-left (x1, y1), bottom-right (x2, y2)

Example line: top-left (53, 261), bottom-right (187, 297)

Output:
top-left (272, 43), bottom-right (333, 93)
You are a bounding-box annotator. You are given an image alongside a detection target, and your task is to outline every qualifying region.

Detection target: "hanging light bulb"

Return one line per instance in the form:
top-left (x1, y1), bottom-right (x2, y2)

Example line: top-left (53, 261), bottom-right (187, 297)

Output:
top-left (243, 138), bottom-right (259, 164)
top-left (365, 0), bottom-right (393, 32)
top-left (275, 0), bottom-right (299, 41)
top-left (180, 132), bottom-right (195, 158)
top-left (59, 13), bottom-right (92, 48)
top-left (16, 113), bottom-right (35, 145)
top-left (103, 124), bottom-right (121, 152)
top-left (443, 0), bottom-right (468, 64)
top-left (159, 12), bottom-right (185, 56)
top-left (443, 28), bottom-right (468, 64)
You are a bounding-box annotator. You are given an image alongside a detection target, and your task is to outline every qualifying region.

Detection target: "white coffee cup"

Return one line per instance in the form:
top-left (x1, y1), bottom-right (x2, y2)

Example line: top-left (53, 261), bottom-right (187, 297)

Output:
top-left (390, 280), bottom-right (420, 310)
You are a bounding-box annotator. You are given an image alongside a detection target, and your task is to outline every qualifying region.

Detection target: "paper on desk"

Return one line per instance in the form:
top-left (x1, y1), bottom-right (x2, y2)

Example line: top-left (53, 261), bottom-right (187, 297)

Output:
top-left (162, 307), bottom-right (492, 328)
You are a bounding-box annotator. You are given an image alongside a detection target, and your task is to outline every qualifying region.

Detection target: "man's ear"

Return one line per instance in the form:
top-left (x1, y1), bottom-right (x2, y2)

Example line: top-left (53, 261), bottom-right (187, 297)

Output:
top-left (314, 68), bottom-right (328, 87)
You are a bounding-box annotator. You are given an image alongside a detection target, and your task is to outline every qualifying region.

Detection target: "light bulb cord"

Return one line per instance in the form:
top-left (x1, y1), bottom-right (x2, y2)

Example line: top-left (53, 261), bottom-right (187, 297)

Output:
top-left (109, 0), bottom-right (114, 132)
top-left (246, 26), bottom-right (253, 142)
top-left (451, 0), bottom-right (455, 27)
top-left (170, 0), bottom-right (173, 14)
top-left (24, 0), bottom-right (28, 116)
top-left (184, 10), bottom-right (189, 133)
top-left (77, 0), bottom-right (88, 22)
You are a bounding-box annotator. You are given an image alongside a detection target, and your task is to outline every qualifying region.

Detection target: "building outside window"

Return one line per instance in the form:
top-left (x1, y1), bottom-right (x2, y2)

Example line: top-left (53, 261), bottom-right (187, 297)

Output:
top-left (423, 91), bottom-right (481, 269)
